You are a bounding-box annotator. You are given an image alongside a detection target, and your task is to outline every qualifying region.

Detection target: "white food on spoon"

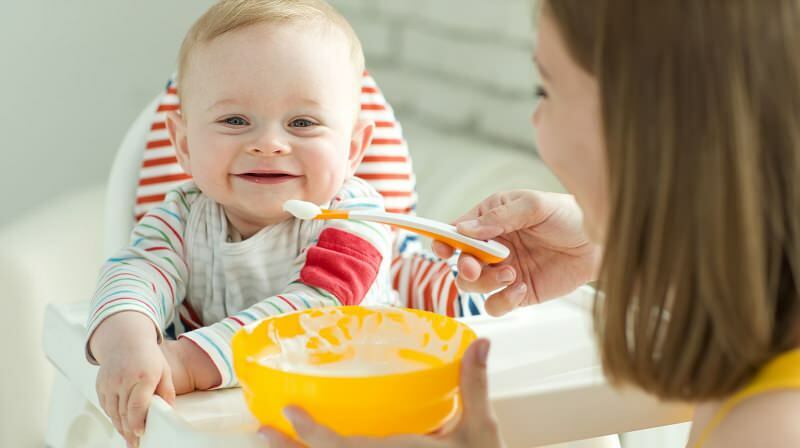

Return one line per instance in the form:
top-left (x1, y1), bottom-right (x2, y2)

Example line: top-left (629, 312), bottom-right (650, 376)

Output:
top-left (283, 200), bottom-right (322, 220)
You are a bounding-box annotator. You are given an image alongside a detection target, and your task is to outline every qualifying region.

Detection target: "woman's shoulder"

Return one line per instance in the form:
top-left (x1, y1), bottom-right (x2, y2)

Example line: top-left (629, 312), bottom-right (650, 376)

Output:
top-left (704, 389), bottom-right (800, 448)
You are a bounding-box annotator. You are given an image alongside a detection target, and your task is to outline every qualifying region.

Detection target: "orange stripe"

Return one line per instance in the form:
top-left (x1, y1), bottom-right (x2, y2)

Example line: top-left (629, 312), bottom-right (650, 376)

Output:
top-left (387, 207), bottom-right (414, 215)
top-left (136, 193), bottom-right (166, 205)
top-left (375, 121), bottom-right (395, 128)
top-left (167, 86), bottom-right (178, 95)
top-left (146, 139), bottom-right (172, 150)
top-left (378, 190), bottom-right (413, 197)
top-left (157, 104), bottom-right (179, 112)
top-left (142, 156), bottom-right (178, 168)
top-left (372, 138), bottom-right (403, 145)
top-left (150, 121), bottom-right (166, 131)
top-left (361, 86), bottom-right (379, 94)
top-left (357, 173), bottom-right (410, 180)
top-left (139, 173), bottom-right (191, 186)
top-left (361, 103), bottom-right (386, 111)
top-left (362, 155), bottom-right (408, 163)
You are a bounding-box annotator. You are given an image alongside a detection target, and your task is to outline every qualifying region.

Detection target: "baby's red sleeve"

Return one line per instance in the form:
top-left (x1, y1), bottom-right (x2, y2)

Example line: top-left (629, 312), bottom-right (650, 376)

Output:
top-left (300, 228), bottom-right (383, 306)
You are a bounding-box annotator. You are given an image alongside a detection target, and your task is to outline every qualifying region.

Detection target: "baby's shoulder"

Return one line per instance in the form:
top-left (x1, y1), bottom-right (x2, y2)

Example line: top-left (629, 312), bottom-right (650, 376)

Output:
top-left (330, 177), bottom-right (384, 207)
top-left (159, 181), bottom-right (205, 212)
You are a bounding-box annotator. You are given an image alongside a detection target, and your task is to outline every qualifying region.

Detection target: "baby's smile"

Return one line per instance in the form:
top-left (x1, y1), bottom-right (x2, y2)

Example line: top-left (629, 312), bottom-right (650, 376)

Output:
top-left (232, 170), bottom-right (303, 185)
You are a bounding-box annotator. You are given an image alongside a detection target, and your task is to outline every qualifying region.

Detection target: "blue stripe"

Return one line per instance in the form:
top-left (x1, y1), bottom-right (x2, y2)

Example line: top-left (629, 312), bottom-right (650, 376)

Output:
top-left (191, 332), bottom-right (234, 386)
top-left (152, 206), bottom-right (182, 223)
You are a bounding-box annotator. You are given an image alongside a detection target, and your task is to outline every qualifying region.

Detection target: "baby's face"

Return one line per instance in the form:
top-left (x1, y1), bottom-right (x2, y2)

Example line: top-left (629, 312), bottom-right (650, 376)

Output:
top-left (171, 23), bottom-right (367, 236)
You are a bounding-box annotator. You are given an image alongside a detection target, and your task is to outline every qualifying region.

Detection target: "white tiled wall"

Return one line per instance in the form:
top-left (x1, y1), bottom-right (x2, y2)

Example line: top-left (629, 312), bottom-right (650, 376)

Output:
top-left (331, 0), bottom-right (539, 152)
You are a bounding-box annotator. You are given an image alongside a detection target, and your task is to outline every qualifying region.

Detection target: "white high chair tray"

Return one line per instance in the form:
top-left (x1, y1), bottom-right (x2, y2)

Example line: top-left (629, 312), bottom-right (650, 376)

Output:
top-left (43, 287), bottom-right (691, 448)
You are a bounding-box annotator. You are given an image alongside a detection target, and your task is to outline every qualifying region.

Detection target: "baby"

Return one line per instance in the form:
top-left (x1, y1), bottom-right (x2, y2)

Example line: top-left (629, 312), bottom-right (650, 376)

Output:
top-left (85, 0), bottom-right (393, 445)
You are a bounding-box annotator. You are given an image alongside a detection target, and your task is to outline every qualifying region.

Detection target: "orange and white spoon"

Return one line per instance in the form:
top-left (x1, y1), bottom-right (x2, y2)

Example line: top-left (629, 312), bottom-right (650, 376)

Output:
top-left (283, 200), bottom-right (510, 264)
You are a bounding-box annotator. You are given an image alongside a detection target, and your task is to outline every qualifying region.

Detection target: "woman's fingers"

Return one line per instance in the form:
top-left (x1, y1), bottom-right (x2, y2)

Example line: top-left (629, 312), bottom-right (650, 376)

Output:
top-left (431, 240), bottom-right (455, 259)
top-left (455, 257), bottom-right (516, 293)
top-left (282, 406), bottom-right (345, 447)
top-left (258, 427), bottom-right (305, 447)
top-left (484, 282), bottom-right (528, 316)
top-left (457, 340), bottom-right (492, 426)
top-left (454, 339), bottom-right (502, 445)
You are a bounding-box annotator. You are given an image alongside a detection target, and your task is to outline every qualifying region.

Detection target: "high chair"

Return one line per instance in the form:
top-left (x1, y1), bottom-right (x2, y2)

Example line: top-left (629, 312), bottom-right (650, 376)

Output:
top-left (42, 78), bottom-right (692, 448)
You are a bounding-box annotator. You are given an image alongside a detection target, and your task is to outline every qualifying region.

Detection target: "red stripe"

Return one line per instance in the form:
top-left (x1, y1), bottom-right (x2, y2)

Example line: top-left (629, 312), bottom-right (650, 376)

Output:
top-left (149, 214), bottom-right (184, 247)
top-left (229, 316), bottom-right (246, 326)
top-left (147, 261), bottom-right (175, 303)
top-left (179, 314), bottom-right (201, 331)
top-left (157, 103), bottom-right (179, 112)
top-left (372, 138), bottom-right (403, 146)
top-left (387, 207), bottom-right (414, 214)
top-left (150, 121), bottom-right (166, 131)
top-left (91, 297), bottom-right (158, 320)
top-left (374, 121), bottom-right (395, 128)
top-left (378, 190), bottom-right (413, 197)
top-left (357, 173), bottom-right (410, 180)
top-left (362, 155), bottom-right (408, 163)
top-left (276, 295), bottom-right (298, 310)
top-left (446, 277), bottom-right (458, 317)
top-left (167, 86), bottom-right (178, 95)
top-left (145, 246), bottom-right (171, 252)
top-left (139, 173), bottom-right (191, 186)
top-left (146, 139), bottom-right (172, 150)
top-left (136, 193), bottom-right (166, 205)
top-left (142, 156), bottom-right (179, 168)
top-left (360, 103), bottom-right (386, 111)
top-left (182, 300), bottom-right (203, 325)
top-left (361, 86), bottom-right (379, 94)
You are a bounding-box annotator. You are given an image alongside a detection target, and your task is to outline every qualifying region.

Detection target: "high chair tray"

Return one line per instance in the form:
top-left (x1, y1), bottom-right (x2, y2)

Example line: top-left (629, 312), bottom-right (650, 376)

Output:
top-left (43, 287), bottom-right (691, 448)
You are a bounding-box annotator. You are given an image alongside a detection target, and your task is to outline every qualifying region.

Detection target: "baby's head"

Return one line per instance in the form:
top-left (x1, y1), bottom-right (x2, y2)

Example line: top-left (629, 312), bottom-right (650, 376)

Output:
top-left (166, 0), bottom-right (372, 237)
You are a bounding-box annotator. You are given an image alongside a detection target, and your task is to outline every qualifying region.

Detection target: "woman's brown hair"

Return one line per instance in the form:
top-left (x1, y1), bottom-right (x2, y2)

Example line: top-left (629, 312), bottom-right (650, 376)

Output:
top-left (542, 0), bottom-right (800, 401)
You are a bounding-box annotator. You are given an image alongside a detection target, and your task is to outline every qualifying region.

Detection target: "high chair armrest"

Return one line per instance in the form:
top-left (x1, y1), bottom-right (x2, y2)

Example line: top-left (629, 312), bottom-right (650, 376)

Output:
top-left (0, 185), bottom-right (105, 446)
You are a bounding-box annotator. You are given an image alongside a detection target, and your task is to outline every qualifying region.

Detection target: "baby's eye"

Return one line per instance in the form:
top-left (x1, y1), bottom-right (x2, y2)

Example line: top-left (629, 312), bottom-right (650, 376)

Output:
top-left (222, 116), bottom-right (249, 126)
top-left (290, 118), bottom-right (316, 128)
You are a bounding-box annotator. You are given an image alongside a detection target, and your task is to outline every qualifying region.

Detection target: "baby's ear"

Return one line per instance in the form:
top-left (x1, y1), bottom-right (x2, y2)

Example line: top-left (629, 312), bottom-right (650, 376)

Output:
top-left (348, 118), bottom-right (375, 175)
top-left (165, 110), bottom-right (192, 175)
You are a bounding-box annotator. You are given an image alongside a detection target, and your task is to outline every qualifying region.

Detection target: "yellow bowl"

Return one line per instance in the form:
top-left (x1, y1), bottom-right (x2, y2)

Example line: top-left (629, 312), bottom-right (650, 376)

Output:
top-left (232, 306), bottom-right (477, 437)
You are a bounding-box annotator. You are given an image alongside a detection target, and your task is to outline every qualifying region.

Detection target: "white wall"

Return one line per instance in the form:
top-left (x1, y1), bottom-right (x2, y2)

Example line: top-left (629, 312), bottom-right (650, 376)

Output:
top-left (0, 0), bottom-right (540, 227)
top-left (0, 1), bottom-right (214, 226)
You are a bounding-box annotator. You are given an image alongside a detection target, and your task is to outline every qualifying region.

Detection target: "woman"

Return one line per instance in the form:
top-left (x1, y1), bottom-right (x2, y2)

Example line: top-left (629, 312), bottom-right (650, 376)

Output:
top-left (261, 1), bottom-right (800, 446)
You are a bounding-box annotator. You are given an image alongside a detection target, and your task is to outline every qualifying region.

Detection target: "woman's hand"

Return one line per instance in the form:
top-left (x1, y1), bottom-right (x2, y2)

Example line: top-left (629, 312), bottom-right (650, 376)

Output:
top-left (434, 190), bottom-right (601, 316)
top-left (258, 339), bottom-right (505, 448)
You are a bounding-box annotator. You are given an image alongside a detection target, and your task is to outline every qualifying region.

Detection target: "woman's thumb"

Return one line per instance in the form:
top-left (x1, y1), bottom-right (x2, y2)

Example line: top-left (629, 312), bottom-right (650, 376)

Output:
top-left (457, 200), bottom-right (528, 239)
top-left (458, 339), bottom-right (494, 428)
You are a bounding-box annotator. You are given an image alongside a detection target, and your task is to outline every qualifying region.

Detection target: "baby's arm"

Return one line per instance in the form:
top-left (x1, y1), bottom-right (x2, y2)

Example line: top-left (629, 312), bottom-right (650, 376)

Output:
top-left (178, 179), bottom-right (393, 389)
top-left (86, 186), bottom-right (194, 444)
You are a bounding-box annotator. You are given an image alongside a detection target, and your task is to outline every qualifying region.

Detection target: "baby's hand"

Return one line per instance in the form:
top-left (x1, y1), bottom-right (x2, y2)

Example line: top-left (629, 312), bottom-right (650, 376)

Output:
top-left (161, 338), bottom-right (222, 393)
top-left (90, 313), bottom-right (175, 448)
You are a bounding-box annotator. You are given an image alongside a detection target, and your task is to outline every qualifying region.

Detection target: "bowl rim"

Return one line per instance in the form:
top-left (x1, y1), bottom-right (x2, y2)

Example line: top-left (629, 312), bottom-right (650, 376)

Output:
top-left (232, 305), bottom-right (478, 381)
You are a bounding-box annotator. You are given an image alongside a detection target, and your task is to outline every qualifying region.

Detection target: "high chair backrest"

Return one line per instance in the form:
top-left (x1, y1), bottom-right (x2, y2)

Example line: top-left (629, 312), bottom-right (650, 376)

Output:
top-left (103, 73), bottom-right (417, 258)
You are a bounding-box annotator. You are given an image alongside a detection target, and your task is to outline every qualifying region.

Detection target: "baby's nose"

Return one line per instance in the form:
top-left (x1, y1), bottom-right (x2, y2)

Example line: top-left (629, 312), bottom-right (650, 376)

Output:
top-left (247, 141), bottom-right (291, 156)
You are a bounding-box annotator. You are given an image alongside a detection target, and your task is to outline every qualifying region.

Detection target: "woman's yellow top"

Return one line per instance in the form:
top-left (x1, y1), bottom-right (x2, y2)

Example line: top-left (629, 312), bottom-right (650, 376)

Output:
top-left (693, 349), bottom-right (800, 448)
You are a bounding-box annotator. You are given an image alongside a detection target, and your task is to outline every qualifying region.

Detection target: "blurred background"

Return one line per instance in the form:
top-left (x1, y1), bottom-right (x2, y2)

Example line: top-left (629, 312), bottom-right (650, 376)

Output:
top-left (0, 0), bottom-right (537, 226)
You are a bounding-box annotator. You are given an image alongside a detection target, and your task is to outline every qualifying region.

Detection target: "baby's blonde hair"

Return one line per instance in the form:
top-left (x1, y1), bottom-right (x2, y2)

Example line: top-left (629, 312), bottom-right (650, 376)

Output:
top-left (176, 0), bottom-right (364, 99)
